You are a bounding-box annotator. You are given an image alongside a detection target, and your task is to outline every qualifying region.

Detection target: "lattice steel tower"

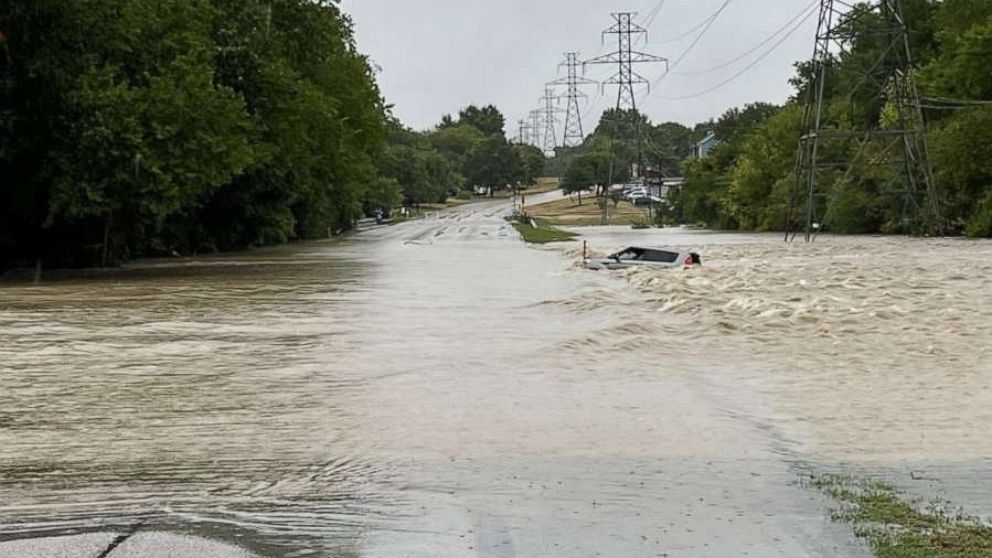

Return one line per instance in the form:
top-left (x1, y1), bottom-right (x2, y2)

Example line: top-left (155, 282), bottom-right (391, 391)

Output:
top-left (529, 110), bottom-right (544, 149)
top-left (585, 13), bottom-right (667, 183)
top-left (585, 13), bottom-right (667, 116)
top-left (787, 0), bottom-right (941, 241)
top-left (549, 53), bottom-right (598, 148)
top-left (539, 87), bottom-right (562, 157)
top-left (517, 119), bottom-right (532, 145)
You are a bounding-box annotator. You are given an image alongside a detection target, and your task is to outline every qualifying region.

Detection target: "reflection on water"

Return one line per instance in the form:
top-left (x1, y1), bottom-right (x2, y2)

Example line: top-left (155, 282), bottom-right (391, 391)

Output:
top-left (1, 204), bottom-right (989, 556)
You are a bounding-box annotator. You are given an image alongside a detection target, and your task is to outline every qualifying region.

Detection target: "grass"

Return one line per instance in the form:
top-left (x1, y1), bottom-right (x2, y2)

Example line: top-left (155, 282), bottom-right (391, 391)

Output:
top-left (490, 177), bottom-right (562, 199)
top-left (527, 177), bottom-right (563, 194)
top-left (511, 221), bottom-right (578, 244)
top-left (807, 474), bottom-right (992, 558)
top-left (525, 195), bottom-right (649, 227)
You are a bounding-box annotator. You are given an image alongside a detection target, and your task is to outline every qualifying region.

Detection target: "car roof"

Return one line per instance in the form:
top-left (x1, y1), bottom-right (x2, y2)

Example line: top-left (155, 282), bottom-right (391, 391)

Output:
top-left (626, 246), bottom-right (682, 253)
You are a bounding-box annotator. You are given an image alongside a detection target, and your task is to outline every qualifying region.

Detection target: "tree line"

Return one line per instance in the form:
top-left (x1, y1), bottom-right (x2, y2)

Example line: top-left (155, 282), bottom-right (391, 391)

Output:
top-left (674, 0), bottom-right (992, 236)
top-left (559, 108), bottom-right (696, 200)
top-left (379, 105), bottom-right (545, 209)
top-left (0, 1), bottom-right (543, 270)
top-left (557, 0), bottom-right (991, 238)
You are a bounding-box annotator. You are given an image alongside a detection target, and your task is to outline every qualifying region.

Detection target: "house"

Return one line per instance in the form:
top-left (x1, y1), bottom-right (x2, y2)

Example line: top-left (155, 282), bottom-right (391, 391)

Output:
top-left (691, 132), bottom-right (719, 160)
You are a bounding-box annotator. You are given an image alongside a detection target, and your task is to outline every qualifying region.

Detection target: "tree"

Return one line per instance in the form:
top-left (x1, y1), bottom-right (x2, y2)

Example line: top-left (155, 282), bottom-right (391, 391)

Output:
top-left (647, 122), bottom-right (693, 175)
top-left (562, 149), bottom-right (611, 204)
top-left (364, 177), bottom-right (403, 217)
top-left (1, 0), bottom-right (387, 269)
top-left (465, 135), bottom-right (520, 195)
top-left (457, 105), bottom-right (506, 137)
top-left (514, 144), bottom-right (546, 186)
top-left (930, 106), bottom-right (992, 236)
top-left (725, 105), bottom-right (805, 231)
top-left (427, 123), bottom-right (483, 191)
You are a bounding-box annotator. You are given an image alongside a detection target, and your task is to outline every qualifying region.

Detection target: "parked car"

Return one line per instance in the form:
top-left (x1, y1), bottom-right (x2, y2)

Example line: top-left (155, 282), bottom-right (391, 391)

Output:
top-left (624, 189), bottom-right (648, 202)
top-left (585, 246), bottom-right (702, 271)
top-left (631, 194), bottom-right (664, 206)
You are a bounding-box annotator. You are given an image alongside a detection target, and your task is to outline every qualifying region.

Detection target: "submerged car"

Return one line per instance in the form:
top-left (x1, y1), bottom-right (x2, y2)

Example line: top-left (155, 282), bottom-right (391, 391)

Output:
top-left (585, 246), bottom-right (701, 271)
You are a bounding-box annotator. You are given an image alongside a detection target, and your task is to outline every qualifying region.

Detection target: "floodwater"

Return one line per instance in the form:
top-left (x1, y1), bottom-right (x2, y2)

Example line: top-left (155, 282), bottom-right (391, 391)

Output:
top-left (1, 196), bottom-right (990, 557)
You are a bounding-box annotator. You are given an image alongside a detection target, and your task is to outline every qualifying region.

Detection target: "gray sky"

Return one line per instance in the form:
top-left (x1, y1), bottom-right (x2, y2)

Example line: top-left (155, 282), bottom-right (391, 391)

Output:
top-left (340, 0), bottom-right (819, 133)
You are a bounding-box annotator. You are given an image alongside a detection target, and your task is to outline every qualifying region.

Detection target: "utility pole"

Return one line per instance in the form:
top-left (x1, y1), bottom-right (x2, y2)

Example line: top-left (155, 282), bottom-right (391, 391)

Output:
top-left (539, 87), bottom-right (562, 157)
top-left (584, 12), bottom-right (667, 221)
top-left (787, 0), bottom-right (941, 241)
top-left (548, 53), bottom-right (598, 148)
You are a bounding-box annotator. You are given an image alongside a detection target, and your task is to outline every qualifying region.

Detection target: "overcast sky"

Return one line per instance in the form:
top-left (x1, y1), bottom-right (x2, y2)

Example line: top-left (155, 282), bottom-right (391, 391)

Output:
top-left (339, 0), bottom-right (819, 133)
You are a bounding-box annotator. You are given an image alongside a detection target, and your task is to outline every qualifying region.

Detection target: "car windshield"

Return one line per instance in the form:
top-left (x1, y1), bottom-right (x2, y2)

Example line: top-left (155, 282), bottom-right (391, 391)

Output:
top-left (615, 248), bottom-right (679, 263)
top-left (615, 248), bottom-right (645, 260)
top-left (641, 250), bottom-right (679, 263)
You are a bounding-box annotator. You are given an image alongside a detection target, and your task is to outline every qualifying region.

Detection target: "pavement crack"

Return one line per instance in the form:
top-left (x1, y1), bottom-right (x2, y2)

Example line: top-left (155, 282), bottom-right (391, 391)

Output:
top-left (93, 521), bottom-right (145, 558)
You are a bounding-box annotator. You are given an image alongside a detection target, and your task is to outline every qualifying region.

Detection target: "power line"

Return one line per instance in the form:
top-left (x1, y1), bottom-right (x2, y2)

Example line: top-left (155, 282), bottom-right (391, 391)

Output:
top-left (655, 5), bottom-right (816, 100)
top-left (642, 0), bottom-right (736, 98)
top-left (673, 0), bottom-right (818, 76)
top-left (646, 0), bottom-right (738, 46)
top-left (578, 89), bottom-right (606, 138)
top-left (641, 0), bottom-right (668, 29)
top-left (668, 0), bottom-right (734, 72)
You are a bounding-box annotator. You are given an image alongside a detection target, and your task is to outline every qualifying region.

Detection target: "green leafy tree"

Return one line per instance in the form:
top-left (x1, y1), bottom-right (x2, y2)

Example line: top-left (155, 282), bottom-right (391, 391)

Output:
top-left (514, 143), bottom-right (546, 186)
top-left (0, 0), bottom-right (387, 268)
top-left (647, 122), bottom-right (693, 175)
top-left (456, 105), bottom-right (506, 137)
top-left (465, 135), bottom-right (520, 195)
top-left (364, 177), bottom-right (403, 216)
top-left (561, 149), bottom-right (612, 205)
top-left (930, 106), bottom-right (992, 236)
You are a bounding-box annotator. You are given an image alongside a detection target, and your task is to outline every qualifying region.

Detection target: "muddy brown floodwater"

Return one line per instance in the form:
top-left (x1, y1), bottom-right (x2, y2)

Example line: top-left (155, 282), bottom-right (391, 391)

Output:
top-left (1, 196), bottom-right (990, 557)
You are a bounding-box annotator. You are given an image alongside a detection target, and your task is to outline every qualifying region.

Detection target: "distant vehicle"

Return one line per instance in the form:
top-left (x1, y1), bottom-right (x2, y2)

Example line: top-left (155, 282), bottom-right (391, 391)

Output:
top-left (630, 194), bottom-right (663, 206)
top-left (585, 246), bottom-right (701, 271)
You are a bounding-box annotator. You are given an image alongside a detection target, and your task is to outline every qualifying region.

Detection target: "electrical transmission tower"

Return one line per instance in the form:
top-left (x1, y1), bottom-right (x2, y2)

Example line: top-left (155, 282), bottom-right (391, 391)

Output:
top-left (539, 87), bottom-right (562, 157)
top-left (529, 110), bottom-right (544, 149)
top-left (548, 53), bottom-right (598, 148)
top-left (518, 119), bottom-right (532, 145)
top-left (787, 0), bottom-right (941, 241)
top-left (584, 13), bottom-right (668, 187)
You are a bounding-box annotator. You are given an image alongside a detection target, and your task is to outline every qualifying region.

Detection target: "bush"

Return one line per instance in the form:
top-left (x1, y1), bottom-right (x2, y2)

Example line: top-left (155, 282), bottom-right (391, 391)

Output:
top-left (966, 190), bottom-right (992, 238)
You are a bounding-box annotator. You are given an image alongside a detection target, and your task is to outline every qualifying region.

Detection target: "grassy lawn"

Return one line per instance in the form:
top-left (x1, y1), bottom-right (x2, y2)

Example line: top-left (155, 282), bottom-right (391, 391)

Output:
top-left (526, 177), bottom-right (562, 194)
top-left (809, 474), bottom-right (992, 558)
top-left (511, 222), bottom-right (578, 244)
top-left (526, 195), bottom-right (651, 227)
top-left (491, 177), bottom-right (562, 199)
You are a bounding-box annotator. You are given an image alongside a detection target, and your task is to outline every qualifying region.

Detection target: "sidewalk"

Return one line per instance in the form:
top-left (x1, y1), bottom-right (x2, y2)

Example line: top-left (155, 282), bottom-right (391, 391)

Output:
top-left (0, 532), bottom-right (257, 558)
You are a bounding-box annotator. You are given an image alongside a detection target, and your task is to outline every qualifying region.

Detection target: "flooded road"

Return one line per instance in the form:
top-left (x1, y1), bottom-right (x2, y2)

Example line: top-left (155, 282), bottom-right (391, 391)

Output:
top-left (1, 197), bottom-right (989, 557)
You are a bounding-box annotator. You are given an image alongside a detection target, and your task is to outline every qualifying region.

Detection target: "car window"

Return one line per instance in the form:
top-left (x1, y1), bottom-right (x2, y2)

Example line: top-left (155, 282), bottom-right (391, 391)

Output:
top-left (641, 250), bottom-right (679, 263)
top-left (616, 249), bottom-right (644, 261)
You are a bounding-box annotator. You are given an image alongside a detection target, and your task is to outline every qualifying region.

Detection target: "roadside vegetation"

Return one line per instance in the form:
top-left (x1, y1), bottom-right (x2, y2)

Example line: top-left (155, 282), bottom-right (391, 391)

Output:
top-left (526, 196), bottom-right (648, 227)
top-left (510, 221), bottom-right (577, 244)
top-left (0, 3), bottom-right (545, 270)
top-left (672, 0), bottom-right (992, 237)
top-left (557, 0), bottom-right (992, 238)
top-left (809, 474), bottom-right (992, 558)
